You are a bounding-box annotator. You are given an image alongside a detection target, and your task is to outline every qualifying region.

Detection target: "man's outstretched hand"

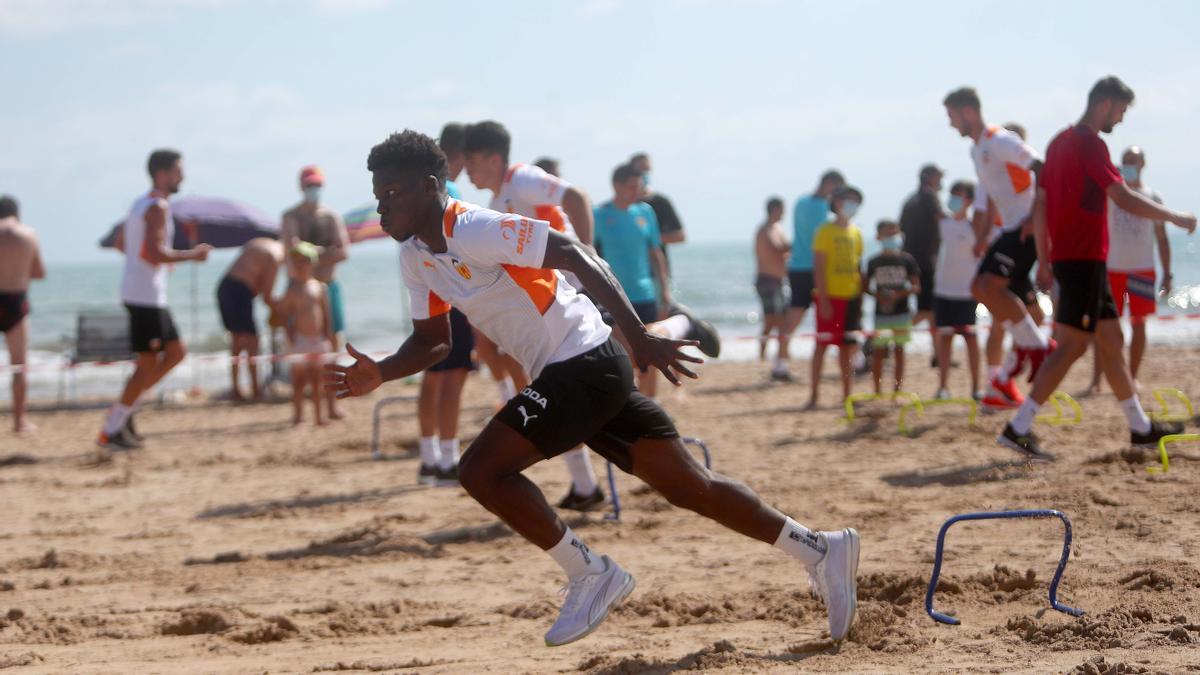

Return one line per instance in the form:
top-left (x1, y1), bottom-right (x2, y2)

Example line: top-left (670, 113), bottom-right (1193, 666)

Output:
top-left (628, 331), bottom-right (703, 386)
top-left (324, 343), bottom-right (382, 399)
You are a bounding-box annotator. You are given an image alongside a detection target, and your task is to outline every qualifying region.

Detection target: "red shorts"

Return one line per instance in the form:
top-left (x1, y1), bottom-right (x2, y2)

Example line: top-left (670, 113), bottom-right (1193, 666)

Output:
top-left (816, 297), bottom-right (862, 346)
top-left (1107, 269), bottom-right (1156, 322)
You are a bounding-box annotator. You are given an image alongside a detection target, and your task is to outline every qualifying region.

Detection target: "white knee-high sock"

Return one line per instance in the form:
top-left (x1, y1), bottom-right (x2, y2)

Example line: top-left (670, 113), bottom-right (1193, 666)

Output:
top-left (1010, 399), bottom-right (1041, 435)
top-left (1119, 395), bottom-right (1151, 434)
top-left (418, 436), bottom-right (439, 466)
top-left (657, 314), bottom-right (692, 340)
top-left (773, 517), bottom-right (826, 567)
top-left (438, 437), bottom-right (460, 470)
top-left (102, 404), bottom-right (132, 436)
top-left (547, 527), bottom-right (605, 580)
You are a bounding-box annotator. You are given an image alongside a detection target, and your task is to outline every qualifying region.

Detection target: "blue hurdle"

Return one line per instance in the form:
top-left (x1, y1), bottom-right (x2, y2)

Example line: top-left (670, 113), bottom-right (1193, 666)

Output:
top-left (925, 509), bottom-right (1083, 625)
top-left (605, 437), bottom-right (712, 521)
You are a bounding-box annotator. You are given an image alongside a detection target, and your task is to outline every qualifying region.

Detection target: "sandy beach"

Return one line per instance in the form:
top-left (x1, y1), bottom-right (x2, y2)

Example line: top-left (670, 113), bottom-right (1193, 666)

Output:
top-left (3, 346), bottom-right (1200, 674)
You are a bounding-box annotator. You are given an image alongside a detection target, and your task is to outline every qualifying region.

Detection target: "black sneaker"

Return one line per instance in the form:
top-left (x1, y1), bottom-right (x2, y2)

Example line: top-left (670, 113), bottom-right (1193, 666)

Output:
top-left (124, 415), bottom-right (145, 442)
top-left (417, 463), bottom-right (438, 486)
top-left (97, 427), bottom-right (142, 452)
top-left (997, 423), bottom-right (1054, 461)
top-left (557, 486), bottom-right (606, 512)
top-left (434, 464), bottom-right (460, 487)
top-left (1131, 420), bottom-right (1185, 448)
top-left (668, 303), bottom-right (720, 358)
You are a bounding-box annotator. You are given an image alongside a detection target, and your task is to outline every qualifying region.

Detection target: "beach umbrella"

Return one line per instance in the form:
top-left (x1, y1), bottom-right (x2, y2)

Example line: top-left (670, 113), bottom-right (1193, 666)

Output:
top-left (98, 195), bottom-right (279, 250)
top-left (344, 202), bottom-right (387, 244)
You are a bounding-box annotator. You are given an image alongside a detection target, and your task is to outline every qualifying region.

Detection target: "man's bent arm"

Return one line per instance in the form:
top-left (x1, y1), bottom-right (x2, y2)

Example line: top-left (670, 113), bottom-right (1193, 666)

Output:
top-left (377, 315), bottom-right (452, 383)
top-left (542, 230), bottom-right (644, 342)
top-left (1108, 182), bottom-right (1193, 229)
top-left (143, 204), bottom-right (205, 263)
top-left (561, 187), bottom-right (594, 245)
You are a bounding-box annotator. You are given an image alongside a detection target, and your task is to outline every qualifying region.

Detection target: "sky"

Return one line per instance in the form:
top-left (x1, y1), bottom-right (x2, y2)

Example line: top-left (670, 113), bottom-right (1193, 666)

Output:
top-left (2, 0), bottom-right (1199, 263)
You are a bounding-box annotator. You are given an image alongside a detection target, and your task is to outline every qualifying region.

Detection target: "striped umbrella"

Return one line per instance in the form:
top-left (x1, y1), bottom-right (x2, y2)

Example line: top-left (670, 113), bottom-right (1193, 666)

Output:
top-left (344, 202), bottom-right (387, 244)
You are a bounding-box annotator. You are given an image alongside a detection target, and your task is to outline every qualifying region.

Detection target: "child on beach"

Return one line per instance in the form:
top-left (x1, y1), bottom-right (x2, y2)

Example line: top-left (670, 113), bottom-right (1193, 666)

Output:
top-left (864, 220), bottom-right (920, 396)
top-left (934, 181), bottom-right (983, 400)
top-left (273, 243), bottom-right (335, 426)
top-left (808, 186), bottom-right (865, 409)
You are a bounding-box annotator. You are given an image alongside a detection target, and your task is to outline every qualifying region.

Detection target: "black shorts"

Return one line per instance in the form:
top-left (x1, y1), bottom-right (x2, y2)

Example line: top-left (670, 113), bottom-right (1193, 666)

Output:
top-left (216, 275), bottom-right (257, 335)
top-left (631, 301), bottom-right (659, 325)
top-left (977, 230), bottom-right (1038, 305)
top-left (788, 270), bottom-right (814, 309)
top-left (916, 263), bottom-right (935, 312)
top-left (428, 308), bottom-right (476, 372)
top-left (755, 275), bottom-right (786, 316)
top-left (125, 303), bottom-right (180, 353)
top-left (0, 291), bottom-right (29, 333)
top-left (1052, 260), bottom-right (1118, 333)
top-left (493, 338), bottom-right (679, 473)
top-left (934, 296), bottom-right (978, 334)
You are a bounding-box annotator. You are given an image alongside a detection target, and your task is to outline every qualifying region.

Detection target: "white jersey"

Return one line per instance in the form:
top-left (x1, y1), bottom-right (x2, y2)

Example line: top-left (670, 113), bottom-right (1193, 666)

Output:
top-left (1107, 184), bottom-right (1163, 272)
top-left (489, 163), bottom-right (578, 239)
top-left (971, 125), bottom-right (1040, 233)
top-left (935, 215), bottom-right (978, 300)
top-left (120, 191), bottom-right (173, 307)
top-left (399, 200), bottom-right (610, 378)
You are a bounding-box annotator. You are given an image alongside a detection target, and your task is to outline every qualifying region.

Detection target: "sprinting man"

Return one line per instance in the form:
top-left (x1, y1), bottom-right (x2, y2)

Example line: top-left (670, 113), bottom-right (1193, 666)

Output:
top-left (275, 243), bottom-right (334, 426)
top-left (934, 181), bottom-right (983, 400)
top-left (944, 87), bottom-right (1051, 410)
top-left (216, 237), bottom-right (284, 401)
top-left (98, 149), bottom-right (212, 450)
top-left (594, 163), bottom-right (671, 399)
top-left (0, 195), bottom-right (45, 435)
top-left (327, 130), bottom-right (859, 647)
top-left (1088, 146), bottom-right (1177, 393)
top-left (865, 220), bottom-right (920, 396)
top-left (783, 170), bottom-right (845, 382)
top-left (999, 76), bottom-right (1195, 458)
top-left (754, 197), bottom-right (790, 368)
top-left (808, 186), bottom-right (865, 410)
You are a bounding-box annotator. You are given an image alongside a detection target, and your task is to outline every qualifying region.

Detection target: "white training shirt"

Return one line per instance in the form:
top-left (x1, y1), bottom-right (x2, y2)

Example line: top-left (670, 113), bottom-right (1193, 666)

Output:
top-left (934, 215), bottom-right (978, 300)
top-left (1107, 184), bottom-right (1163, 272)
top-left (489, 163), bottom-right (578, 239)
top-left (120, 191), bottom-right (173, 308)
top-left (970, 126), bottom-right (1041, 233)
top-left (399, 199), bottom-right (611, 378)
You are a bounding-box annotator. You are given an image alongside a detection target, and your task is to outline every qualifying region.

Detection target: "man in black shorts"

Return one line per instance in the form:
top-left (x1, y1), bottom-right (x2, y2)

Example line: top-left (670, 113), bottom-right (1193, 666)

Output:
top-left (327, 130), bottom-right (859, 648)
top-left (997, 77), bottom-right (1195, 458)
top-left (217, 237), bottom-right (283, 400)
top-left (899, 164), bottom-right (944, 336)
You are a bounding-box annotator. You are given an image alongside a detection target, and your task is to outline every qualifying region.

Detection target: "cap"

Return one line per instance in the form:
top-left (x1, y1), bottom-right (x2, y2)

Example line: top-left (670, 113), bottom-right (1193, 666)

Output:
top-left (299, 165), bottom-right (325, 187)
top-left (290, 241), bottom-right (319, 263)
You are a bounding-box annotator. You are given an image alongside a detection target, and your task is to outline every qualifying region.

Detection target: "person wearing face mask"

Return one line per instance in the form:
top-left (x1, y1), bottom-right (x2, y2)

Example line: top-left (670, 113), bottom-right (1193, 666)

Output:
top-left (281, 164), bottom-right (350, 421)
top-left (864, 220), bottom-right (921, 397)
top-left (934, 181), bottom-right (984, 400)
top-left (807, 186), bottom-right (865, 410)
top-left (1087, 146), bottom-right (1176, 393)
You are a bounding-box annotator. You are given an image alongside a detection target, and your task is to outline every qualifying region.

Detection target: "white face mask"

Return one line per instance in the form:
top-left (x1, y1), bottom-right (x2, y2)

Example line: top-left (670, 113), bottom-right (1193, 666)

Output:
top-left (840, 201), bottom-right (860, 219)
top-left (303, 186), bottom-right (322, 204)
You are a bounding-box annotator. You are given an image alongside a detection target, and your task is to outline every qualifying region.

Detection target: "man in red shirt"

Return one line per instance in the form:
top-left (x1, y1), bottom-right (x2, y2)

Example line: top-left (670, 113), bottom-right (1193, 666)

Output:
top-left (999, 77), bottom-right (1196, 458)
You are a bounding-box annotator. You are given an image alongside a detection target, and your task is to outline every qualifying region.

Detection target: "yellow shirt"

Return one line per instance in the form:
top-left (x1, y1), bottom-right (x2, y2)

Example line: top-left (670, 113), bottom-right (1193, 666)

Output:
top-left (812, 221), bottom-right (863, 299)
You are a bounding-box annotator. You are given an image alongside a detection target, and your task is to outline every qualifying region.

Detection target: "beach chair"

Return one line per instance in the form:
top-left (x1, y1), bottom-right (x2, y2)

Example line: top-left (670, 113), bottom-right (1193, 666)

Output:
top-left (59, 308), bottom-right (133, 403)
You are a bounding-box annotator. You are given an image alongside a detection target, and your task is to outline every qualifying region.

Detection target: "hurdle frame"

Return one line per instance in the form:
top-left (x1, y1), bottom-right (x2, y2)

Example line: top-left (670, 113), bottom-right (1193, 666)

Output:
top-left (370, 394), bottom-right (419, 460)
top-left (606, 437), bottom-right (712, 521)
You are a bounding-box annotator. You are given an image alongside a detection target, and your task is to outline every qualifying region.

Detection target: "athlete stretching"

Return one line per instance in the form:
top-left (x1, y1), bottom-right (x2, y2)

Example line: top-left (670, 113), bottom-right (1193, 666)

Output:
top-left (327, 131), bottom-right (859, 646)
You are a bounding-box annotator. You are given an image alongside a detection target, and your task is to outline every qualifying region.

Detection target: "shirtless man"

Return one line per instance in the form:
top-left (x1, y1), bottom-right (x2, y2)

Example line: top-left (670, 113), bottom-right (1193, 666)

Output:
top-left (754, 197), bottom-right (791, 375)
top-left (0, 195), bottom-right (46, 435)
top-left (217, 237), bottom-right (285, 400)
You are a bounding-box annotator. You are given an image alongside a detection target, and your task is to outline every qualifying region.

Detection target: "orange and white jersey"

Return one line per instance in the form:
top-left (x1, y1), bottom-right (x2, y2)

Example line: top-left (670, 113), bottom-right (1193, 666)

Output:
top-left (970, 126), bottom-right (1041, 233)
top-left (489, 163), bottom-right (577, 239)
top-left (120, 191), bottom-right (173, 308)
top-left (399, 199), bottom-right (610, 378)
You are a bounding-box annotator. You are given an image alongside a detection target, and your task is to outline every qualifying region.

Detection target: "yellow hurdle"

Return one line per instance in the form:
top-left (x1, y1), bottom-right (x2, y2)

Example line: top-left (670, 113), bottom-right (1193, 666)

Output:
top-left (1150, 388), bottom-right (1194, 424)
top-left (1146, 433), bottom-right (1200, 474)
top-left (1036, 391), bottom-right (1082, 426)
top-left (898, 398), bottom-right (978, 436)
top-left (843, 391), bottom-right (923, 423)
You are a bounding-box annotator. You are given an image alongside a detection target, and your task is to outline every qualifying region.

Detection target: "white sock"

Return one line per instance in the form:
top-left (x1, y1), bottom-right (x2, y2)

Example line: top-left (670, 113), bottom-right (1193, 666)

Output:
top-left (657, 314), bottom-right (692, 340)
top-left (498, 377), bottom-right (517, 402)
top-left (772, 358), bottom-right (787, 372)
top-left (547, 527), bottom-right (605, 580)
top-left (997, 351), bottom-right (1019, 384)
top-left (987, 365), bottom-right (1003, 381)
top-left (562, 448), bottom-right (598, 494)
top-left (773, 517), bottom-right (826, 567)
top-left (103, 404), bottom-right (132, 436)
top-left (418, 436), bottom-right (438, 466)
top-left (438, 437), bottom-right (460, 470)
top-left (1008, 315), bottom-right (1048, 349)
top-left (1010, 398), bottom-right (1041, 435)
top-left (1119, 395), bottom-right (1151, 434)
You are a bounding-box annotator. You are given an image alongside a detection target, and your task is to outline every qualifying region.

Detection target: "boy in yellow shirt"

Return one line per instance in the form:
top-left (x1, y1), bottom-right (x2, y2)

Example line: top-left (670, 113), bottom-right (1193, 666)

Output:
top-left (808, 186), bottom-right (864, 409)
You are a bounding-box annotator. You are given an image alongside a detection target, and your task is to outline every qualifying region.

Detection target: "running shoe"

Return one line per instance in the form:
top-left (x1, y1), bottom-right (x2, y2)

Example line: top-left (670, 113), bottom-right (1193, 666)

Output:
top-left (417, 463), bottom-right (438, 486)
top-left (1131, 420), bottom-right (1185, 449)
top-left (124, 415), bottom-right (145, 442)
top-left (989, 376), bottom-right (1025, 406)
top-left (96, 427), bottom-right (141, 451)
top-left (934, 388), bottom-right (951, 401)
top-left (557, 486), bottom-right (606, 512)
top-left (997, 423), bottom-right (1055, 460)
top-left (544, 555), bottom-right (635, 647)
top-left (435, 464), bottom-right (460, 487)
top-left (770, 367), bottom-right (794, 383)
top-left (668, 303), bottom-right (721, 358)
top-left (808, 528), bottom-right (860, 642)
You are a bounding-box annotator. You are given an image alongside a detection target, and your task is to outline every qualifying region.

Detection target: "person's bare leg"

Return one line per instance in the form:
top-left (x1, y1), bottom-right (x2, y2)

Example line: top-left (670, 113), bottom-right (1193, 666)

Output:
top-left (965, 333), bottom-right (982, 393)
top-left (229, 337), bottom-right (243, 401)
top-left (6, 318), bottom-right (33, 433)
top-left (1025, 325), bottom-right (1092, 405)
top-left (1087, 339), bottom-right (1104, 394)
top-left (125, 340), bottom-right (186, 406)
top-left (1129, 321), bottom-right (1147, 384)
top-left (326, 389), bottom-right (343, 421)
top-left (246, 338), bottom-right (261, 400)
top-left (291, 364), bottom-right (305, 425)
top-left (894, 346), bottom-right (906, 393)
top-left (436, 368), bottom-right (469, 440)
top-left (781, 307), bottom-right (806, 364)
top-left (936, 332), bottom-right (953, 391)
top-left (310, 361), bottom-right (325, 426)
top-left (1094, 320), bottom-right (1136, 401)
top-left (871, 345), bottom-right (884, 395)
top-left (807, 343), bottom-right (827, 409)
top-left (973, 274), bottom-right (1028, 327)
top-left (986, 323), bottom-right (1005, 374)
top-left (838, 344), bottom-right (853, 402)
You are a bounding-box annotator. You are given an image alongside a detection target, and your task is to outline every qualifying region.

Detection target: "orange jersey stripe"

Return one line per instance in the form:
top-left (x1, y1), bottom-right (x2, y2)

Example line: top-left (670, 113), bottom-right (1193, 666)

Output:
top-left (534, 204), bottom-right (567, 233)
top-left (428, 290), bottom-right (451, 317)
top-left (502, 265), bottom-right (557, 315)
top-left (1005, 162), bottom-right (1032, 194)
top-left (443, 199), bottom-right (469, 238)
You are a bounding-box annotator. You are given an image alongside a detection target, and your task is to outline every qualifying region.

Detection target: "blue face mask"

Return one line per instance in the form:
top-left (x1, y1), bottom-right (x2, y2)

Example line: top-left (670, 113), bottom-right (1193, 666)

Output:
top-left (840, 201), bottom-right (860, 219)
top-left (641, 172), bottom-right (652, 188)
top-left (947, 195), bottom-right (964, 213)
top-left (1120, 164), bottom-right (1139, 182)
top-left (881, 234), bottom-right (903, 251)
top-left (303, 186), bottom-right (322, 204)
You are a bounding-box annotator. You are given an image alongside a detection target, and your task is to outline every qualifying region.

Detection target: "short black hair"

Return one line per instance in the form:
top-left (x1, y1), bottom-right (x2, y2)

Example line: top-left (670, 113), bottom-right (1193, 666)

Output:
top-left (438, 123), bottom-right (466, 156)
top-left (1088, 76), bottom-right (1135, 108)
top-left (819, 169), bottom-right (845, 187)
top-left (0, 194), bottom-right (17, 219)
top-left (1002, 122), bottom-right (1027, 140)
top-left (943, 87), bottom-right (981, 111)
top-left (533, 157), bottom-right (560, 176)
top-left (833, 185), bottom-right (863, 205)
top-left (464, 120), bottom-right (511, 162)
top-left (612, 163), bottom-right (642, 185)
top-left (766, 196), bottom-right (784, 213)
top-left (876, 219), bottom-right (899, 234)
top-left (367, 130), bottom-right (449, 188)
top-left (147, 148), bottom-right (181, 178)
top-left (919, 163), bottom-right (943, 182)
top-left (950, 180), bottom-right (975, 199)
top-left (629, 152), bottom-right (649, 164)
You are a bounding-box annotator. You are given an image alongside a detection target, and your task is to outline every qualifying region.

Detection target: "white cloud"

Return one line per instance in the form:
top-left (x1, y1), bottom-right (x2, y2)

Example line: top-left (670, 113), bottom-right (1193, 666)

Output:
top-left (0, 0), bottom-right (232, 35)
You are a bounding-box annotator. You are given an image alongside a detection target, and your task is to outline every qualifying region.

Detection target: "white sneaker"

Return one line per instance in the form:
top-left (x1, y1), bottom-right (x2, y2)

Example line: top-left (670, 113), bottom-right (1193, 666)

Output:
top-left (544, 555), bottom-right (635, 647)
top-left (934, 388), bottom-right (951, 401)
top-left (807, 528), bottom-right (860, 642)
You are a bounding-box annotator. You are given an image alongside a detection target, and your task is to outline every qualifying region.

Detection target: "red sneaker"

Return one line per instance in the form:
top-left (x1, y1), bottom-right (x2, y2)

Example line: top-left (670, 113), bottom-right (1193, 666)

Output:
top-left (990, 375), bottom-right (1025, 406)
